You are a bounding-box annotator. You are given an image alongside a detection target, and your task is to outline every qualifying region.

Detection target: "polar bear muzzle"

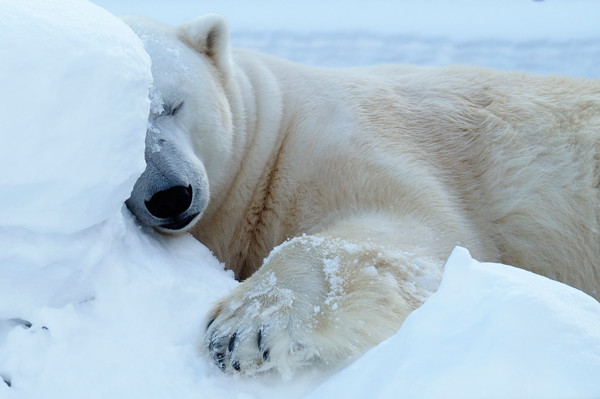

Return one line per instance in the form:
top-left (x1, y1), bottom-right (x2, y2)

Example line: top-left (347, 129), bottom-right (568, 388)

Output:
top-left (125, 138), bottom-right (209, 233)
top-left (126, 176), bottom-right (206, 233)
top-left (144, 185), bottom-right (200, 230)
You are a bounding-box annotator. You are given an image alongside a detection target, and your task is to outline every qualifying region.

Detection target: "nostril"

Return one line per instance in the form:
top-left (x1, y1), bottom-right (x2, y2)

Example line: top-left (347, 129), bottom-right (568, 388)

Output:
top-left (145, 185), bottom-right (193, 219)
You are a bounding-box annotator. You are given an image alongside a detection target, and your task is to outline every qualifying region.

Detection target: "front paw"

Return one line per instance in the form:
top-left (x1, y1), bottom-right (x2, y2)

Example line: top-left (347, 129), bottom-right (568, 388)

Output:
top-left (201, 234), bottom-right (420, 377)
top-left (204, 271), bottom-right (321, 377)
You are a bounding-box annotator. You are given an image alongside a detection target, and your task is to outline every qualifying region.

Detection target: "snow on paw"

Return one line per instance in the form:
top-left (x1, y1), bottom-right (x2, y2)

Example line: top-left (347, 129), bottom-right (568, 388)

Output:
top-left (204, 271), bottom-right (321, 378)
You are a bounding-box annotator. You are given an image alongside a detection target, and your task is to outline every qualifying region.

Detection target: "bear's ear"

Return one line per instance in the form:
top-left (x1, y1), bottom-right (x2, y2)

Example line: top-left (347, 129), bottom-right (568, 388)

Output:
top-left (177, 14), bottom-right (232, 79)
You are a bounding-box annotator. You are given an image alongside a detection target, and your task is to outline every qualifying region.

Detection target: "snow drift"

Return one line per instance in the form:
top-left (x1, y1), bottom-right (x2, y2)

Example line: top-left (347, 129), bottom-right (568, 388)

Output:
top-left (0, 0), bottom-right (150, 233)
top-left (1, 0), bottom-right (599, 398)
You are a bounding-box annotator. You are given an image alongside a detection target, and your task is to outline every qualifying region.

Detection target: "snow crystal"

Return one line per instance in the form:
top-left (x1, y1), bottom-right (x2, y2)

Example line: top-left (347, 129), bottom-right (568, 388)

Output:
top-left (149, 86), bottom-right (166, 115)
top-left (246, 272), bottom-right (278, 300)
top-left (323, 256), bottom-right (344, 308)
top-left (147, 122), bottom-right (164, 154)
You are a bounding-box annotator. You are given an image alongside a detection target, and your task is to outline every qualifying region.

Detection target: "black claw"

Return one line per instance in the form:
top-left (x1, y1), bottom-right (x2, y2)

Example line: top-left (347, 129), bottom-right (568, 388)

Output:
top-left (228, 332), bottom-right (237, 353)
top-left (213, 350), bottom-right (227, 372)
top-left (231, 360), bottom-right (240, 371)
top-left (218, 360), bottom-right (226, 372)
top-left (257, 328), bottom-right (263, 349)
top-left (257, 327), bottom-right (270, 361)
top-left (208, 337), bottom-right (225, 353)
top-left (206, 317), bottom-right (216, 331)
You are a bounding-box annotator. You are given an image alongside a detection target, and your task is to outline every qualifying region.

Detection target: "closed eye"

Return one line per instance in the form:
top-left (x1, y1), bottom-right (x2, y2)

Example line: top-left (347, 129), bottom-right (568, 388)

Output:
top-left (167, 101), bottom-right (184, 116)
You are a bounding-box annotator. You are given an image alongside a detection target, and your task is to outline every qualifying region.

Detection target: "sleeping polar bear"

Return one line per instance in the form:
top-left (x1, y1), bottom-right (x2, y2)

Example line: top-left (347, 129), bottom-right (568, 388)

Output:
top-left (124, 14), bottom-right (600, 377)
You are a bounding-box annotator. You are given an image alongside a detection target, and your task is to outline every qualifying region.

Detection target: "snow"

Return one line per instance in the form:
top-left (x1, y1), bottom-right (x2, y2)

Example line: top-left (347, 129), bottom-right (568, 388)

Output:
top-left (1, 0), bottom-right (599, 398)
top-left (0, 0), bottom-right (150, 234)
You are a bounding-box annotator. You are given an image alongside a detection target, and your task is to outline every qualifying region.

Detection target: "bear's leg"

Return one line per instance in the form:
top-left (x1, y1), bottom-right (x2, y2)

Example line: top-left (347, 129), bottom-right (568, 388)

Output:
top-left (203, 213), bottom-right (448, 378)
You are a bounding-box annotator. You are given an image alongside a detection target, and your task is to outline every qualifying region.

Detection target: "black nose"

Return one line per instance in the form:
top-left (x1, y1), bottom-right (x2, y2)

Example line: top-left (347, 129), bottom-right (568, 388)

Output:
top-left (145, 185), bottom-right (192, 219)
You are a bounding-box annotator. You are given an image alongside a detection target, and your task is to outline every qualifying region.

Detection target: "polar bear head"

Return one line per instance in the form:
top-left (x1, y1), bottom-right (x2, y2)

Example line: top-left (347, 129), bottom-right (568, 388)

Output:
top-left (125, 15), bottom-right (235, 232)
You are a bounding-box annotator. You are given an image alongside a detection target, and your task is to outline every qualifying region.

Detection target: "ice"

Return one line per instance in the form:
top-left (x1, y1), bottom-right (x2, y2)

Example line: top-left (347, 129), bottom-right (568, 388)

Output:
top-left (1, 0), bottom-right (600, 398)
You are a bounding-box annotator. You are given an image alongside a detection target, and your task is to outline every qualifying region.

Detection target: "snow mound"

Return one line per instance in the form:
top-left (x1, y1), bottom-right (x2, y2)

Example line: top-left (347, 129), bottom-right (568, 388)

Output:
top-left (0, 0), bottom-right (238, 396)
top-left (307, 247), bottom-right (600, 399)
top-left (0, 0), bottom-right (150, 233)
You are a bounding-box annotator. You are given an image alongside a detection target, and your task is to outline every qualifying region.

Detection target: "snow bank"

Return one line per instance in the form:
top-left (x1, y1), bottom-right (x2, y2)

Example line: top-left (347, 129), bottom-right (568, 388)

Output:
top-left (0, 0), bottom-right (241, 396)
top-left (0, 0), bottom-right (150, 233)
top-left (0, 215), bottom-right (236, 398)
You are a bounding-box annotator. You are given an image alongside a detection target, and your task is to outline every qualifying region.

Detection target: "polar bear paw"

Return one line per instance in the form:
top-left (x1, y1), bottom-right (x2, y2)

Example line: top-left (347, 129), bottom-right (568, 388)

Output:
top-left (204, 272), bottom-right (325, 378)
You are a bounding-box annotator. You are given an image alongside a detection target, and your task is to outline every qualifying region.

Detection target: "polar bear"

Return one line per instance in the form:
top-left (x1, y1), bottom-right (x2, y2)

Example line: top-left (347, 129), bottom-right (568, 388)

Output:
top-left (124, 14), bottom-right (600, 377)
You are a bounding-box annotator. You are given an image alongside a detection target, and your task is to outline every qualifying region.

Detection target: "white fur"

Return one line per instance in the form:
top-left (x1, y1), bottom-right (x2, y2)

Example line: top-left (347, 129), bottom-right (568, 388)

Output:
top-left (125, 15), bottom-right (600, 378)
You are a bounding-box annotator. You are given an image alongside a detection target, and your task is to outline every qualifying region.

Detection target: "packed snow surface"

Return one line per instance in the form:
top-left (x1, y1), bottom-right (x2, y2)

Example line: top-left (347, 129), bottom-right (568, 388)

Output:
top-left (1, 0), bottom-right (600, 398)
